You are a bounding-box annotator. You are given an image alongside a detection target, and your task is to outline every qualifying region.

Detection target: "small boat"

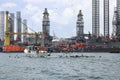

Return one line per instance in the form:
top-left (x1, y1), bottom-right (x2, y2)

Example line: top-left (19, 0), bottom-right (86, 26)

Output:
top-left (0, 47), bottom-right (3, 52)
top-left (24, 46), bottom-right (51, 57)
top-left (109, 51), bottom-right (120, 53)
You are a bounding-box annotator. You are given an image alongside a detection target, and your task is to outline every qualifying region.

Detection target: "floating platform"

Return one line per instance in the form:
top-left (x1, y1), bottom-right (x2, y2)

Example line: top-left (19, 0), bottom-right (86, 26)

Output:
top-left (2, 45), bottom-right (25, 53)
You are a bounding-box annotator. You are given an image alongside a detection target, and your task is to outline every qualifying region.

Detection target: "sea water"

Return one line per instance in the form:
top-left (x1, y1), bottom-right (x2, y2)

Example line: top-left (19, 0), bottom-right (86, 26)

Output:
top-left (0, 52), bottom-right (120, 80)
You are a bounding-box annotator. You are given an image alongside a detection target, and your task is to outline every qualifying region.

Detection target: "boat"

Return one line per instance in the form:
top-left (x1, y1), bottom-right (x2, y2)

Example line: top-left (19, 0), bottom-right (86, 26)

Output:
top-left (24, 46), bottom-right (51, 57)
top-left (109, 50), bottom-right (120, 53)
top-left (0, 47), bottom-right (3, 52)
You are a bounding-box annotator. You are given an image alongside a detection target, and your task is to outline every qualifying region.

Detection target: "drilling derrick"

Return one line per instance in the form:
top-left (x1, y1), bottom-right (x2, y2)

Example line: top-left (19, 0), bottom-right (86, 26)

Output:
top-left (42, 8), bottom-right (52, 47)
top-left (76, 10), bottom-right (84, 38)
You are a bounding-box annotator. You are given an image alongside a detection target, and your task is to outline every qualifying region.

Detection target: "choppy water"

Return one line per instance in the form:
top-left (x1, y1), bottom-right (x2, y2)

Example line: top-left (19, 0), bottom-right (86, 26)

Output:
top-left (0, 52), bottom-right (120, 80)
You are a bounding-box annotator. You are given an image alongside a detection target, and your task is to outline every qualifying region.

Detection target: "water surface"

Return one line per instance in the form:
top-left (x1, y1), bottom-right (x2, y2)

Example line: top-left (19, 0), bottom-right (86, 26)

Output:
top-left (0, 52), bottom-right (120, 80)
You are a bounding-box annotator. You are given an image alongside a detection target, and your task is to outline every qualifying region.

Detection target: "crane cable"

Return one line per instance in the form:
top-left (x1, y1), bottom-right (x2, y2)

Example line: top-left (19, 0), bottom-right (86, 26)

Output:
top-left (10, 15), bottom-right (37, 33)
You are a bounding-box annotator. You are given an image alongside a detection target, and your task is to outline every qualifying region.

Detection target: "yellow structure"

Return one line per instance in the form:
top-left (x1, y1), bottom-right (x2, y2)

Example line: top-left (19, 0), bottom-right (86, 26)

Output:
top-left (4, 11), bottom-right (10, 46)
top-left (4, 11), bottom-right (43, 46)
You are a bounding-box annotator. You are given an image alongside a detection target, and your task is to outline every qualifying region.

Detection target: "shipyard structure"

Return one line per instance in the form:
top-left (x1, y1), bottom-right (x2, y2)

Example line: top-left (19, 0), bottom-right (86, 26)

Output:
top-left (51, 0), bottom-right (120, 53)
top-left (0, 8), bottom-right (52, 52)
top-left (1, 0), bottom-right (120, 53)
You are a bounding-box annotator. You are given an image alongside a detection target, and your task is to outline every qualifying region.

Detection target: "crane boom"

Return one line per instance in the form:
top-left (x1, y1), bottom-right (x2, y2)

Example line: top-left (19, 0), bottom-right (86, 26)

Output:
top-left (4, 11), bottom-right (43, 46)
top-left (4, 11), bottom-right (10, 46)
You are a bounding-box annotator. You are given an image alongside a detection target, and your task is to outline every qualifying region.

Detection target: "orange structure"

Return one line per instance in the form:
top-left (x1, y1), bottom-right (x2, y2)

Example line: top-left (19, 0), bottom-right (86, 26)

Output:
top-left (38, 47), bottom-right (46, 51)
top-left (74, 43), bottom-right (86, 49)
top-left (3, 45), bottom-right (25, 52)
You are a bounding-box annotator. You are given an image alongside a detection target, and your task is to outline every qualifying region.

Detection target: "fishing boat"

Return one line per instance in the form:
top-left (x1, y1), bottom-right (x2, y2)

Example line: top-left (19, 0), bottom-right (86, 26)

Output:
top-left (24, 46), bottom-right (51, 57)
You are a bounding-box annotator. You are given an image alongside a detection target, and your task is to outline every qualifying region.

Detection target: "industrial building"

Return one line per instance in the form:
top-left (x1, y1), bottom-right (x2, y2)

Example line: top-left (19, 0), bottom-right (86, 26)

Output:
top-left (0, 11), bottom-right (5, 41)
top-left (92, 0), bottom-right (100, 37)
top-left (104, 0), bottom-right (109, 37)
top-left (76, 10), bottom-right (84, 38)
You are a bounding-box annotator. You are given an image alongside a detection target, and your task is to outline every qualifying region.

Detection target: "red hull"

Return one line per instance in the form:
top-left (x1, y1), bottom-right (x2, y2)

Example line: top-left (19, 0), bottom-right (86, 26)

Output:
top-left (3, 45), bottom-right (25, 52)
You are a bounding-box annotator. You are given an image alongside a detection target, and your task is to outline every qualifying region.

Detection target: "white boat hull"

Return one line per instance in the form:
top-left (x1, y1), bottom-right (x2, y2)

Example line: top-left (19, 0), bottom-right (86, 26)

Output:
top-left (24, 49), bottom-right (50, 57)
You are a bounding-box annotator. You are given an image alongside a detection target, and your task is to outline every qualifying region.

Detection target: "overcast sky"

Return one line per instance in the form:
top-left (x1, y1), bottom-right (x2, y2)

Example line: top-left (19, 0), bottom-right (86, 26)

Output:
top-left (0, 0), bottom-right (116, 38)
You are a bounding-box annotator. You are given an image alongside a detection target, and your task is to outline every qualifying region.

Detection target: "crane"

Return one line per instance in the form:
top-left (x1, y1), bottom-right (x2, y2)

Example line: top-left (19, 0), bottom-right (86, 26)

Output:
top-left (4, 11), bottom-right (42, 46)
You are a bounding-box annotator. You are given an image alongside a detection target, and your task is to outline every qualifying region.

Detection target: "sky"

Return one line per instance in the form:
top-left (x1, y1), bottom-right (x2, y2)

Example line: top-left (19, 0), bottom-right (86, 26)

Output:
top-left (0, 0), bottom-right (116, 38)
